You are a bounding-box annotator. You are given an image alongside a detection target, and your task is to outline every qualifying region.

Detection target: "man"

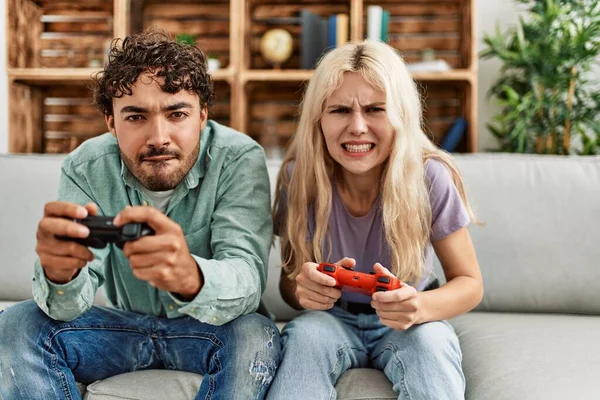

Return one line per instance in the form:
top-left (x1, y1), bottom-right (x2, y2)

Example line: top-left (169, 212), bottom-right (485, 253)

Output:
top-left (0, 31), bottom-right (280, 399)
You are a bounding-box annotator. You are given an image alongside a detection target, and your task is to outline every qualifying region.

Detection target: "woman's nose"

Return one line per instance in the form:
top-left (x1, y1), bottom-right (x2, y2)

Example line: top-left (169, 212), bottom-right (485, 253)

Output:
top-left (349, 112), bottom-right (368, 135)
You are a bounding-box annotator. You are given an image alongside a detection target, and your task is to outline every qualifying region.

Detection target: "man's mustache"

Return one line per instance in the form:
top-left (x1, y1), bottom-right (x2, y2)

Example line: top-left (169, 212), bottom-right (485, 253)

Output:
top-left (137, 148), bottom-right (181, 162)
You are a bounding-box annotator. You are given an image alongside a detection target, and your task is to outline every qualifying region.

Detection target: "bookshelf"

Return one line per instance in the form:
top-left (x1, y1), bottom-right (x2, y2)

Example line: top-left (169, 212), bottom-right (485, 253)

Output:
top-left (6, 0), bottom-right (477, 154)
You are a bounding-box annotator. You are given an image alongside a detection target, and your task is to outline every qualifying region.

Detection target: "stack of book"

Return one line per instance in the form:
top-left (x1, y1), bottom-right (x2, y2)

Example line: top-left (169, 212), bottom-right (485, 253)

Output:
top-left (300, 10), bottom-right (349, 69)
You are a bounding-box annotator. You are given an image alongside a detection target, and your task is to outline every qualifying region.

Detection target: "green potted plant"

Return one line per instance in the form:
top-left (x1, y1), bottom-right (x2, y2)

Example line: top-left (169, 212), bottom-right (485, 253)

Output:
top-left (175, 33), bottom-right (196, 46)
top-left (481, 0), bottom-right (600, 154)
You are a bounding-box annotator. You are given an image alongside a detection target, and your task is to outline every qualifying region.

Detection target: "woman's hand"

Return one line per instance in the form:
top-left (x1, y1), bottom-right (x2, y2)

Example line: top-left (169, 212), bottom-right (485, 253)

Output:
top-left (371, 263), bottom-right (422, 330)
top-left (294, 257), bottom-right (354, 310)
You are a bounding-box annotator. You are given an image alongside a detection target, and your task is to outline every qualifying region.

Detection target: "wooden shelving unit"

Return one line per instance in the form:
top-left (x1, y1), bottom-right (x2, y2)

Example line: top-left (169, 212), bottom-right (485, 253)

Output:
top-left (7, 0), bottom-right (477, 154)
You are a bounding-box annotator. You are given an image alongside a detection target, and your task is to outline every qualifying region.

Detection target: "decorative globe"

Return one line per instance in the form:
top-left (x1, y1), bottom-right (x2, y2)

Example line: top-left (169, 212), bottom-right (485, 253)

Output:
top-left (259, 29), bottom-right (293, 66)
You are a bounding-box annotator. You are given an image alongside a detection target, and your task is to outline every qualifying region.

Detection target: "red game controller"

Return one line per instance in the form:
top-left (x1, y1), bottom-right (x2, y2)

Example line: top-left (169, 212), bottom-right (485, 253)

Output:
top-left (317, 263), bottom-right (402, 296)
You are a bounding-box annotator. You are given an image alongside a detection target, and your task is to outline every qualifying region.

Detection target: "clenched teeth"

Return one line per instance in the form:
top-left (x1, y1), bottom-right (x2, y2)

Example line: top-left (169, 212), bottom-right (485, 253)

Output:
top-left (343, 143), bottom-right (374, 153)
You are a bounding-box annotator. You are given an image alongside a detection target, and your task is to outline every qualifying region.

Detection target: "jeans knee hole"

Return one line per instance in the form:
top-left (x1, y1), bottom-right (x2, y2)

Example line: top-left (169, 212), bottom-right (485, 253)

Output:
top-left (249, 352), bottom-right (277, 386)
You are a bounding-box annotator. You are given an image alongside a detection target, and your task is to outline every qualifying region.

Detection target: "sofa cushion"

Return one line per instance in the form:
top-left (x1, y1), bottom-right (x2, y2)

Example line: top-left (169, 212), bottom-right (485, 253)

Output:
top-left (452, 311), bottom-right (600, 400)
top-left (84, 370), bottom-right (201, 400)
top-left (263, 236), bottom-right (302, 322)
top-left (82, 365), bottom-right (397, 400)
top-left (435, 154), bottom-right (600, 314)
top-left (335, 368), bottom-right (397, 399)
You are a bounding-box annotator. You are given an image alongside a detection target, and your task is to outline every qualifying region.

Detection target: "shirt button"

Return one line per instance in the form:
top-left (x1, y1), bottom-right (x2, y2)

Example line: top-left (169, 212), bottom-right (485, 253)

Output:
top-left (56, 290), bottom-right (65, 295)
top-left (168, 304), bottom-right (175, 311)
top-left (142, 201), bottom-right (149, 206)
top-left (211, 316), bottom-right (217, 322)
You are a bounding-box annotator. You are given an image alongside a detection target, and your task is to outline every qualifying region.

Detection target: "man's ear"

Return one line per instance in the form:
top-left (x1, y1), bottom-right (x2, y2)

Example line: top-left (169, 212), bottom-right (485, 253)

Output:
top-left (105, 114), bottom-right (116, 136)
top-left (200, 105), bottom-right (208, 128)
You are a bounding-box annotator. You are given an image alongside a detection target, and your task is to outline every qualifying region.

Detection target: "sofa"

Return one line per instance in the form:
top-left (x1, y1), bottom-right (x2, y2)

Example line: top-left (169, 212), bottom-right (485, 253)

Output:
top-left (1, 152), bottom-right (599, 400)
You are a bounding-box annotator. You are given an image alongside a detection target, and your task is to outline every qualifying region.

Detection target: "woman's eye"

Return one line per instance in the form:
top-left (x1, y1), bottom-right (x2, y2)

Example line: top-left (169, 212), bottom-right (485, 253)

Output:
top-left (331, 108), bottom-right (349, 114)
top-left (367, 107), bottom-right (385, 113)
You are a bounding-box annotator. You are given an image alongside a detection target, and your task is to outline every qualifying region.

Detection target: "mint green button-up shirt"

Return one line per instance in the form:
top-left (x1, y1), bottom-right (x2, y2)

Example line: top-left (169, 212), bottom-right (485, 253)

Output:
top-left (32, 120), bottom-right (272, 325)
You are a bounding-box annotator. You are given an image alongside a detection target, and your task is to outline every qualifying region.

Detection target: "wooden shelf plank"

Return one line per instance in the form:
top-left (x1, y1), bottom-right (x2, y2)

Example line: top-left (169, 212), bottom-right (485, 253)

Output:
top-left (8, 68), bottom-right (100, 85)
top-left (8, 68), bottom-right (235, 85)
top-left (211, 68), bottom-right (235, 82)
top-left (241, 69), bottom-right (475, 83)
top-left (411, 69), bottom-right (475, 82)
top-left (242, 70), bottom-right (313, 82)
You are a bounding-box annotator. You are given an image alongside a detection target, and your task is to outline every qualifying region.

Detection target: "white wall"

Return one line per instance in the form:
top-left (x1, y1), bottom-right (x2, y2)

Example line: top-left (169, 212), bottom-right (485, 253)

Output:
top-left (475, 0), bottom-right (520, 151)
top-left (0, 0), bottom-right (522, 154)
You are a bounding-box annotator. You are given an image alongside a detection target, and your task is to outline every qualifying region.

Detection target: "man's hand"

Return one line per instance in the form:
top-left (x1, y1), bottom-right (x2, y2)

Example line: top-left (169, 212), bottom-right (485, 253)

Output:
top-left (293, 257), bottom-right (355, 310)
top-left (114, 206), bottom-right (202, 300)
top-left (371, 263), bottom-right (422, 330)
top-left (36, 201), bottom-right (98, 284)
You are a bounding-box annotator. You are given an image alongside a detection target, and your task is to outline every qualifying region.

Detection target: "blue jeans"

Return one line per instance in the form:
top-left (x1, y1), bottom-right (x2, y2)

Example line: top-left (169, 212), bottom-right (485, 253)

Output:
top-left (0, 300), bottom-right (281, 400)
top-left (266, 306), bottom-right (464, 400)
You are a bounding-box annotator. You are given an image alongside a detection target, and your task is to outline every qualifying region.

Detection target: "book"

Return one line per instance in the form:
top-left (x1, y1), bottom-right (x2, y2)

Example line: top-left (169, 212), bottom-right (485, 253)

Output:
top-left (300, 9), bottom-right (329, 69)
top-left (336, 13), bottom-right (349, 47)
top-left (328, 14), bottom-right (337, 50)
top-left (381, 9), bottom-right (390, 42)
top-left (406, 59), bottom-right (452, 73)
top-left (367, 5), bottom-right (383, 41)
top-left (440, 117), bottom-right (467, 152)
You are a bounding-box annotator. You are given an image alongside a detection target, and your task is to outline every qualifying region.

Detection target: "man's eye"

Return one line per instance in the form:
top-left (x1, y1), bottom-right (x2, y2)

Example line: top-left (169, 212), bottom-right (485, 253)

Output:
top-left (125, 115), bottom-right (143, 122)
top-left (171, 112), bottom-right (187, 119)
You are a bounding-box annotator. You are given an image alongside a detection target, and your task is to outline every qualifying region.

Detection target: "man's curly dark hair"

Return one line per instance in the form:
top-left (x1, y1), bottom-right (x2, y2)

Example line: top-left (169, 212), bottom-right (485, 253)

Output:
top-left (92, 30), bottom-right (215, 116)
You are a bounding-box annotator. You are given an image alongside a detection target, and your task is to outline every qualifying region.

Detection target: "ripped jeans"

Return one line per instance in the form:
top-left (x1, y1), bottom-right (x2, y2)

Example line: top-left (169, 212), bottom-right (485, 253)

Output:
top-left (0, 300), bottom-right (281, 400)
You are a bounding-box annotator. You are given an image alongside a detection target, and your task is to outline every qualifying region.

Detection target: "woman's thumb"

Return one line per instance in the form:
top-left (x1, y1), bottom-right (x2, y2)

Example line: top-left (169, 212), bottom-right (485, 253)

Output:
top-left (373, 263), bottom-right (394, 277)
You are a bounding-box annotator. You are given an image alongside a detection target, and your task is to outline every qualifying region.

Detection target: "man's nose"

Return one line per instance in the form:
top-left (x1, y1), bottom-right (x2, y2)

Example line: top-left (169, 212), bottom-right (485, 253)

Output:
top-left (146, 117), bottom-right (171, 147)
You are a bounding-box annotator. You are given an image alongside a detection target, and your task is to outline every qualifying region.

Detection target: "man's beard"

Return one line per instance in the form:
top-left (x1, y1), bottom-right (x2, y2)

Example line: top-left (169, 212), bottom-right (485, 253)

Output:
top-left (120, 143), bottom-right (200, 191)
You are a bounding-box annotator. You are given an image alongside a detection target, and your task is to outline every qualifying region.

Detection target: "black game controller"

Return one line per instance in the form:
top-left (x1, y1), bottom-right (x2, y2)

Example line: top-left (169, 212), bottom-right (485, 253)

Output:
top-left (57, 216), bottom-right (154, 249)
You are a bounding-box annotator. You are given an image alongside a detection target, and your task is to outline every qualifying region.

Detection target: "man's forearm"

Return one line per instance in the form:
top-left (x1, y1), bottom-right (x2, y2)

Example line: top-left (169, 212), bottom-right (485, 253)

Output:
top-left (172, 256), bottom-right (204, 300)
top-left (44, 267), bottom-right (81, 285)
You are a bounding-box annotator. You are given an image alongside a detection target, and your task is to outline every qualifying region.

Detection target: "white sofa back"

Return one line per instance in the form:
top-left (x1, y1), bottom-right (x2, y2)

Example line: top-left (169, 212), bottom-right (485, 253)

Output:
top-left (0, 155), bottom-right (66, 302)
top-left (446, 154), bottom-right (600, 315)
top-left (1, 153), bottom-right (599, 317)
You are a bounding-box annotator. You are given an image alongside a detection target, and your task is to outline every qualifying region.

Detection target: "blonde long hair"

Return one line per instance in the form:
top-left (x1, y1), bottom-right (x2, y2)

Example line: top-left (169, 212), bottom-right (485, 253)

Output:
top-left (273, 40), bottom-right (475, 284)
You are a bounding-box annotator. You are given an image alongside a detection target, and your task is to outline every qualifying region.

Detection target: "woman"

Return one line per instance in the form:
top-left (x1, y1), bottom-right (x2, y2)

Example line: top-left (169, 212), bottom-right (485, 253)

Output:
top-left (267, 41), bottom-right (483, 400)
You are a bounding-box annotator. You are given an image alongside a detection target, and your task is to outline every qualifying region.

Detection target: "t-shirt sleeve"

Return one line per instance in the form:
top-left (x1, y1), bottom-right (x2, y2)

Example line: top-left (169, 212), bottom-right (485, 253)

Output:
top-left (426, 159), bottom-right (471, 242)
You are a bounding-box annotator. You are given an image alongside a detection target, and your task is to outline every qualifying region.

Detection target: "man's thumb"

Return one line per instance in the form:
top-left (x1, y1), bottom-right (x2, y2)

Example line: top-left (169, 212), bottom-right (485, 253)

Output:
top-left (84, 202), bottom-right (99, 217)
